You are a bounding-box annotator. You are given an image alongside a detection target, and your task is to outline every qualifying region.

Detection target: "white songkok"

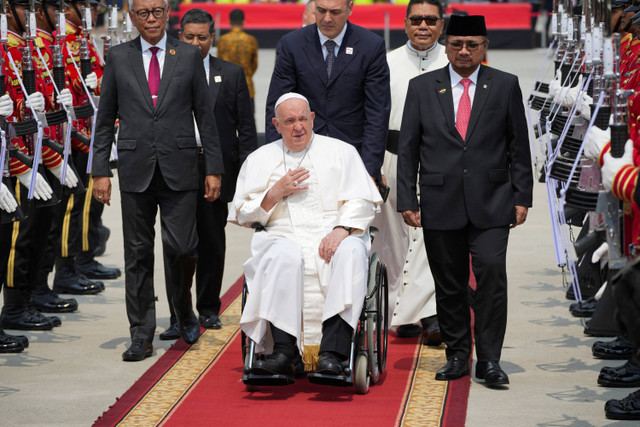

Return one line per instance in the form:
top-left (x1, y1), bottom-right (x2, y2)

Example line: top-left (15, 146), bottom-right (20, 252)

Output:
top-left (275, 92), bottom-right (309, 111)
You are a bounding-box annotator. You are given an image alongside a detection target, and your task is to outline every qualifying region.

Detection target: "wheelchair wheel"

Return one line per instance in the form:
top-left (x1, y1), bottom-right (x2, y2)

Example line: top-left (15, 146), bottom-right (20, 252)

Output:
top-left (366, 253), bottom-right (382, 384)
top-left (376, 262), bottom-right (389, 375)
top-left (354, 352), bottom-right (370, 394)
top-left (241, 281), bottom-right (248, 363)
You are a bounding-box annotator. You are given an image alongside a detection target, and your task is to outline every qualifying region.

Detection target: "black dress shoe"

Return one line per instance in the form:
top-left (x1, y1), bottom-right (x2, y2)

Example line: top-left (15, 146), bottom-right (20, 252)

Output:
top-left (293, 351), bottom-right (305, 377)
top-left (593, 336), bottom-right (634, 360)
top-left (0, 330), bottom-right (25, 353)
top-left (598, 361), bottom-right (640, 387)
top-left (605, 389), bottom-right (640, 420)
top-left (31, 290), bottom-right (78, 313)
top-left (122, 339), bottom-right (153, 362)
top-left (316, 352), bottom-right (343, 376)
top-left (46, 315), bottom-right (62, 327)
top-left (421, 315), bottom-right (442, 346)
top-left (179, 321), bottom-right (201, 345)
top-left (77, 274), bottom-right (105, 291)
top-left (0, 309), bottom-right (54, 331)
top-left (159, 323), bottom-right (181, 341)
top-left (77, 259), bottom-right (121, 280)
top-left (396, 324), bottom-right (422, 337)
top-left (199, 314), bottom-right (222, 329)
top-left (476, 361), bottom-right (510, 387)
top-left (53, 280), bottom-right (102, 295)
top-left (252, 352), bottom-right (295, 382)
top-left (569, 297), bottom-right (597, 317)
top-left (435, 357), bottom-right (470, 381)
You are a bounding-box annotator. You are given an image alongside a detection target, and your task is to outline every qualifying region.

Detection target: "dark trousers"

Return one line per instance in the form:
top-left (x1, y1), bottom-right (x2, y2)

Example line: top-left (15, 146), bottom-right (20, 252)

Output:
top-left (121, 164), bottom-right (198, 342)
top-left (165, 154), bottom-right (226, 324)
top-left (271, 315), bottom-right (353, 360)
top-left (424, 224), bottom-right (509, 362)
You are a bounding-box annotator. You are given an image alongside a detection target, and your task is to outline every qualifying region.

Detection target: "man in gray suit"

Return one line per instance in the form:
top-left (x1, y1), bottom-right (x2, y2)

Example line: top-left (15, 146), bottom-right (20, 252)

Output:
top-left (91, 0), bottom-right (224, 361)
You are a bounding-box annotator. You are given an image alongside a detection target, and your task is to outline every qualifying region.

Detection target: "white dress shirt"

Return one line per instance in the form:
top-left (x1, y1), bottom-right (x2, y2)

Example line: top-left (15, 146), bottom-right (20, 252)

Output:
top-left (450, 63), bottom-right (480, 120)
top-left (140, 33), bottom-right (167, 79)
top-left (317, 23), bottom-right (348, 60)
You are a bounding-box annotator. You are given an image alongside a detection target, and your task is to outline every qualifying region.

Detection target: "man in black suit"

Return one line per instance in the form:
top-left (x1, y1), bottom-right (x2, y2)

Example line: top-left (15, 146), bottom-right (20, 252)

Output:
top-left (158, 9), bottom-right (257, 340)
top-left (91, 0), bottom-right (224, 361)
top-left (265, 0), bottom-right (390, 182)
top-left (397, 15), bottom-right (533, 387)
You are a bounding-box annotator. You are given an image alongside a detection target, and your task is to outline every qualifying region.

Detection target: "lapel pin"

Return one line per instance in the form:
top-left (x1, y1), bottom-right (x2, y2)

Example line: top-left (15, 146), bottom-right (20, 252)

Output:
top-left (214, 75), bottom-right (222, 83)
top-left (483, 84), bottom-right (487, 89)
top-left (439, 88), bottom-right (446, 94)
top-left (169, 49), bottom-right (176, 55)
top-left (346, 47), bottom-right (353, 55)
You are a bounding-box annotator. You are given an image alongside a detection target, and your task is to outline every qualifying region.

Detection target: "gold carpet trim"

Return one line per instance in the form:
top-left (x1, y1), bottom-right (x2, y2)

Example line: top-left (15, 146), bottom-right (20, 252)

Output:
top-left (117, 296), bottom-right (242, 427)
top-left (400, 343), bottom-right (449, 426)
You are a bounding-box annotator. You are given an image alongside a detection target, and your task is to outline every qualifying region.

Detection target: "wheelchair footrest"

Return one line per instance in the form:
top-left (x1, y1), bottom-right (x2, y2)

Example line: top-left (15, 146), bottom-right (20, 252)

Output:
top-left (307, 372), bottom-right (353, 387)
top-left (242, 372), bottom-right (294, 386)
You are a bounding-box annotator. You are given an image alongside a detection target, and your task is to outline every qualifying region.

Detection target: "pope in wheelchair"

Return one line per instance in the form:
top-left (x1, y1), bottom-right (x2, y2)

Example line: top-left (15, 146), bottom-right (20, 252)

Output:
top-left (228, 93), bottom-right (383, 385)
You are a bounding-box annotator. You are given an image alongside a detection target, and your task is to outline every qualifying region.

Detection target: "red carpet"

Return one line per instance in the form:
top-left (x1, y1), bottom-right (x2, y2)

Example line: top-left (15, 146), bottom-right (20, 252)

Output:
top-left (94, 275), bottom-right (474, 426)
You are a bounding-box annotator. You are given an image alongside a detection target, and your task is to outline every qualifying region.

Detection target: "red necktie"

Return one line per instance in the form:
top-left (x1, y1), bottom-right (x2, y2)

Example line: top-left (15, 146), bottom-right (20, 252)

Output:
top-left (148, 46), bottom-right (160, 107)
top-left (456, 78), bottom-right (472, 141)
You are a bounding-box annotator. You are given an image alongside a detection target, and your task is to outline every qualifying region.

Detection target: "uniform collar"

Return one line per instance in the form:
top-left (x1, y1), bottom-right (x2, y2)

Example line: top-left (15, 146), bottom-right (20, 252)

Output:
top-left (406, 40), bottom-right (439, 58)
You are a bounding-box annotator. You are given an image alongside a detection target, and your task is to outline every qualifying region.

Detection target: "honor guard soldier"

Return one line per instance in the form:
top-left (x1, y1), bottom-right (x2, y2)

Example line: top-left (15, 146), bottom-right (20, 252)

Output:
top-left (0, 0), bottom-right (78, 331)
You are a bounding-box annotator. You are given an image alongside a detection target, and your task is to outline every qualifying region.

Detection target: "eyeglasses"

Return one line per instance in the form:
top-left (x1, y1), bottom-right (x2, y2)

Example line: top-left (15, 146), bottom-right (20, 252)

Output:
top-left (447, 40), bottom-right (487, 51)
top-left (407, 15), bottom-right (440, 26)
top-left (132, 7), bottom-right (166, 20)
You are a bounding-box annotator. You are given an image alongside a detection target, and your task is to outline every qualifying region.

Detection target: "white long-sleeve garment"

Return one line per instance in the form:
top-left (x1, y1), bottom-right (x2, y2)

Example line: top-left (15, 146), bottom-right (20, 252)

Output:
top-left (229, 134), bottom-right (383, 353)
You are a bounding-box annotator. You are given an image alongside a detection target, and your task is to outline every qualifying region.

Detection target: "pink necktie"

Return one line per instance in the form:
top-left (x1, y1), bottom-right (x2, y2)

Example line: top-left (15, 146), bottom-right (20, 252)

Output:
top-left (148, 46), bottom-right (160, 107)
top-left (456, 78), bottom-right (472, 141)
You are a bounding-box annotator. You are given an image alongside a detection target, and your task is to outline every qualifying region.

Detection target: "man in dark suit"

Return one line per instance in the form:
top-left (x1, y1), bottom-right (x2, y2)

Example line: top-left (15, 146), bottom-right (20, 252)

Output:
top-left (158, 9), bottom-right (257, 340)
top-left (91, 0), bottom-right (224, 361)
top-left (265, 0), bottom-right (390, 182)
top-left (397, 15), bottom-right (533, 387)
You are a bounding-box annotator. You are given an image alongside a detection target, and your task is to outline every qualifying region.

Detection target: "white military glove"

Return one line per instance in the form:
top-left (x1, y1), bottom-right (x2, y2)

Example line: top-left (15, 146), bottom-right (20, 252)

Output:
top-left (562, 75), bottom-right (583, 108)
top-left (48, 163), bottom-right (78, 188)
top-left (601, 139), bottom-right (634, 191)
top-left (27, 91), bottom-right (46, 113)
top-left (591, 242), bottom-right (609, 264)
top-left (548, 72), bottom-right (562, 99)
top-left (0, 181), bottom-right (18, 212)
top-left (84, 72), bottom-right (98, 90)
top-left (16, 169), bottom-right (53, 200)
top-left (0, 94), bottom-right (14, 118)
top-left (577, 93), bottom-right (593, 121)
top-left (56, 88), bottom-right (74, 109)
top-left (584, 126), bottom-right (611, 160)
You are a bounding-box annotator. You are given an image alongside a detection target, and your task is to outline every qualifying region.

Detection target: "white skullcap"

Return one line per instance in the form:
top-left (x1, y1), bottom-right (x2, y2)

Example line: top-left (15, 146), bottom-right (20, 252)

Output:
top-left (274, 92), bottom-right (309, 111)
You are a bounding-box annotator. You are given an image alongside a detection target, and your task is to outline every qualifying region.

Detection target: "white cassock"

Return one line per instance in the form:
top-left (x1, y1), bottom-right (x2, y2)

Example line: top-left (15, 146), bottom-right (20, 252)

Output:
top-left (370, 41), bottom-right (448, 326)
top-left (228, 134), bottom-right (383, 356)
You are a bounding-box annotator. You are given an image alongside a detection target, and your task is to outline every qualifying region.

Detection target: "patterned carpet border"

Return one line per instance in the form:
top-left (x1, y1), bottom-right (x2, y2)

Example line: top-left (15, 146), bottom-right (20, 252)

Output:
top-left (92, 276), bottom-right (244, 427)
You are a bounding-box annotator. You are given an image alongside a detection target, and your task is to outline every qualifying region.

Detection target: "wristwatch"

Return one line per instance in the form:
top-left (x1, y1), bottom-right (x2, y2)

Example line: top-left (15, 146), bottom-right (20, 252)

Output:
top-left (334, 225), bottom-right (352, 234)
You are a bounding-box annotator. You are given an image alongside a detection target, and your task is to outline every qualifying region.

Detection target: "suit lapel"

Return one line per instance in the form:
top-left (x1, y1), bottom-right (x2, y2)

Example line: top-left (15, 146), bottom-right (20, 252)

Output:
top-left (465, 66), bottom-right (491, 142)
top-left (303, 25), bottom-right (328, 85)
top-left (327, 23), bottom-right (357, 86)
top-left (209, 55), bottom-right (222, 106)
top-left (128, 37), bottom-right (154, 111)
top-left (435, 67), bottom-right (458, 140)
top-left (155, 36), bottom-right (179, 110)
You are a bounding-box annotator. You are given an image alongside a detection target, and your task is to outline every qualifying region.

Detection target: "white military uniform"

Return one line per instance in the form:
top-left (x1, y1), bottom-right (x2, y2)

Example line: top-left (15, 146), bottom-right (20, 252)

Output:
top-left (229, 134), bottom-right (383, 355)
top-left (370, 41), bottom-right (449, 327)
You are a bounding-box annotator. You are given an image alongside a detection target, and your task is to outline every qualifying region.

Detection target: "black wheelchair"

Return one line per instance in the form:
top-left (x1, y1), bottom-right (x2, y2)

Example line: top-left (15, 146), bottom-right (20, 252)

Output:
top-left (240, 242), bottom-right (389, 394)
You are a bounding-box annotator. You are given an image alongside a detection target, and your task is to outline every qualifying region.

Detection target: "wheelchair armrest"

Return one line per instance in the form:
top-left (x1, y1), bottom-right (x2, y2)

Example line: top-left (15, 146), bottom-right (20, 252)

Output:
top-left (251, 222), bottom-right (266, 232)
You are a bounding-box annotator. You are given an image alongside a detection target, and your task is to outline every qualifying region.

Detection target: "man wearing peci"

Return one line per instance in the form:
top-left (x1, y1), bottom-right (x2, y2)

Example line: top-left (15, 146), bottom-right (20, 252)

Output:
top-left (91, 0), bottom-right (224, 361)
top-left (371, 0), bottom-right (448, 344)
top-left (158, 9), bottom-right (257, 340)
top-left (265, 0), bottom-right (390, 183)
top-left (397, 15), bottom-right (533, 387)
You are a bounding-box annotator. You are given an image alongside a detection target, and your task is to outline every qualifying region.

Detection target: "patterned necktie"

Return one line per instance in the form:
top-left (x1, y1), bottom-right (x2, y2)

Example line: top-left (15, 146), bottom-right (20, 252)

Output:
top-left (148, 46), bottom-right (160, 106)
top-left (456, 78), bottom-right (472, 141)
top-left (324, 40), bottom-right (336, 79)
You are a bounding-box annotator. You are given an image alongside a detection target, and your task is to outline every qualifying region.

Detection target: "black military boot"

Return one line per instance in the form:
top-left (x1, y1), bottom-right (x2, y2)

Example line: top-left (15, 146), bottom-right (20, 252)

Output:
top-left (53, 259), bottom-right (103, 295)
top-left (605, 389), bottom-right (640, 420)
top-left (593, 336), bottom-right (634, 360)
top-left (0, 289), bottom-right (54, 331)
top-left (76, 252), bottom-right (121, 280)
top-left (0, 330), bottom-right (25, 353)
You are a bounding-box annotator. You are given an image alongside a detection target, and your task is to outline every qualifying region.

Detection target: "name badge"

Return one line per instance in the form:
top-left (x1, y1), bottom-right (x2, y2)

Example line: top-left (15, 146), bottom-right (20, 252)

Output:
top-left (346, 47), bottom-right (353, 55)
top-left (214, 75), bottom-right (222, 83)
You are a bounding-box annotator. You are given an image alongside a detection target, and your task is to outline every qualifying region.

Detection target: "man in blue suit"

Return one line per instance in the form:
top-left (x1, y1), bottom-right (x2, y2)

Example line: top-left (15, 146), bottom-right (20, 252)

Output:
top-left (265, 0), bottom-right (390, 182)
